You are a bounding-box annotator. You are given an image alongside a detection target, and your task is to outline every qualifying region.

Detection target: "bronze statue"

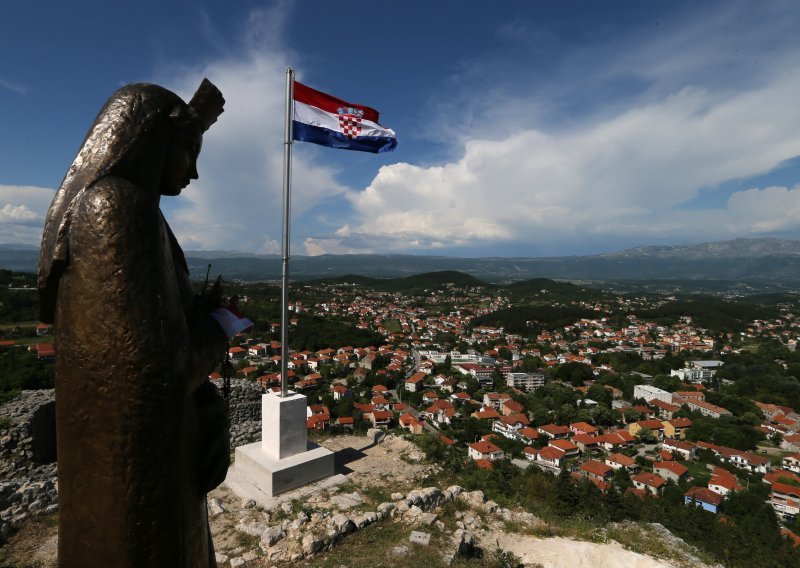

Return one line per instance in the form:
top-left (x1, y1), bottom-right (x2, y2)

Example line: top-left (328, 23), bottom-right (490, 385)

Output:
top-left (38, 79), bottom-right (229, 567)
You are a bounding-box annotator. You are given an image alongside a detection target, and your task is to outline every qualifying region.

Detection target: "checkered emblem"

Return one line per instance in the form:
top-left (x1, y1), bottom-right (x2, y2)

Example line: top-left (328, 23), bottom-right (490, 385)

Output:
top-left (338, 106), bottom-right (364, 139)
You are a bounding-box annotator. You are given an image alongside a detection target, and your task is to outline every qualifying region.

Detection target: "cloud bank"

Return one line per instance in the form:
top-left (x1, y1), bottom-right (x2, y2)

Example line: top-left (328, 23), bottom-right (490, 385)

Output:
top-left (322, 65), bottom-right (800, 255)
top-left (156, 5), bottom-right (348, 253)
top-left (0, 185), bottom-right (55, 245)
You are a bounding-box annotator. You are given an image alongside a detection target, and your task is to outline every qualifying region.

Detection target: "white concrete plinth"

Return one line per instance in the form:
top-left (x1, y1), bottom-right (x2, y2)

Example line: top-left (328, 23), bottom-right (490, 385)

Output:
top-left (227, 391), bottom-right (335, 498)
top-left (229, 439), bottom-right (336, 498)
top-left (261, 391), bottom-right (307, 459)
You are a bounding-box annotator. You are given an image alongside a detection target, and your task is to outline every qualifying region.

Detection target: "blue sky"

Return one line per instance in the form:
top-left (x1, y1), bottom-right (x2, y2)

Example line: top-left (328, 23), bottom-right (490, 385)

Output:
top-left (4, 1), bottom-right (800, 257)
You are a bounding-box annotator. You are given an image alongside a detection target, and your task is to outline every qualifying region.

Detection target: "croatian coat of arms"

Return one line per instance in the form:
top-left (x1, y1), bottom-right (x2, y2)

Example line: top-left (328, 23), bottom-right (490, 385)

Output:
top-left (337, 106), bottom-right (364, 139)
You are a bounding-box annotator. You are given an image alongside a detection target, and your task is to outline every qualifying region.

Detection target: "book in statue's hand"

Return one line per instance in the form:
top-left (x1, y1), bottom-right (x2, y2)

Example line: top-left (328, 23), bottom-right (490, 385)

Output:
top-left (211, 300), bottom-right (254, 338)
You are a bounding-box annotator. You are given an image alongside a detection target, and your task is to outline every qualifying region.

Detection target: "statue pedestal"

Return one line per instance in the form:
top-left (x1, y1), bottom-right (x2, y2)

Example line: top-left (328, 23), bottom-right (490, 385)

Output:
top-left (227, 392), bottom-right (335, 499)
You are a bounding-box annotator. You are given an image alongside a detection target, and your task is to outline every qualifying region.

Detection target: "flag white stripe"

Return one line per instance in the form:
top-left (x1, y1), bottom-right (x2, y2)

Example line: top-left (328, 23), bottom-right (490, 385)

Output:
top-left (294, 100), bottom-right (396, 139)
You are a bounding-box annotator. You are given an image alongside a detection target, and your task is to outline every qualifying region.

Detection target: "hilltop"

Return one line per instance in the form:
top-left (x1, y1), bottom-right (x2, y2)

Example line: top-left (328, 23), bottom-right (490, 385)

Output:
top-left (309, 271), bottom-right (485, 292)
top-left (3, 238), bottom-right (800, 291)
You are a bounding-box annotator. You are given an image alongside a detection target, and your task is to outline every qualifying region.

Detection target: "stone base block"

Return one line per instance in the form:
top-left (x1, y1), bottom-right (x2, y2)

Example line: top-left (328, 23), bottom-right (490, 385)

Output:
top-left (228, 440), bottom-right (335, 499)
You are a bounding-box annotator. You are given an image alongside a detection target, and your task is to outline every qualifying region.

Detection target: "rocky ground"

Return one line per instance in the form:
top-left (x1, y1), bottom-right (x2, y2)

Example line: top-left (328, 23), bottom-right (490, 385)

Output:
top-left (0, 432), bottom-right (718, 568)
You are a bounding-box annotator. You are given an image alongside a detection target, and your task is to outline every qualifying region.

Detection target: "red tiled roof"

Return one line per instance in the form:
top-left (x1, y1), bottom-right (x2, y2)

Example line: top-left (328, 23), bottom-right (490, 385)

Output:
top-left (607, 453), bottom-right (636, 467)
top-left (773, 482), bottom-right (800, 498)
top-left (654, 461), bottom-right (688, 477)
top-left (539, 424), bottom-right (570, 436)
top-left (550, 439), bottom-right (578, 452)
top-left (499, 413), bottom-right (530, 426)
top-left (580, 460), bottom-right (613, 478)
top-left (781, 528), bottom-right (800, 548)
top-left (517, 427), bottom-right (540, 440)
top-left (469, 440), bottom-right (502, 454)
top-left (503, 399), bottom-right (526, 413)
top-left (472, 409), bottom-right (501, 420)
top-left (633, 472), bottom-right (666, 488)
top-left (538, 446), bottom-right (565, 460)
top-left (570, 421), bottom-right (598, 433)
top-left (685, 486), bottom-right (722, 506)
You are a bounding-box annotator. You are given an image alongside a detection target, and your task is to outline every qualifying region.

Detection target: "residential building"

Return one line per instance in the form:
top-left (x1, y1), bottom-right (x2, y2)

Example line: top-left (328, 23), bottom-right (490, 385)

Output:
top-left (662, 439), bottom-right (696, 460)
top-left (468, 440), bottom-right (505, 462)
top-left (654, 461), bottom-right (689, 483)
top-left (572, 433), bottom-right (601, 453)
top-left (662, 418), bottom-right (692, 439)
top-left (471, 408), bottom-right (501, 421)
top-left (605, 453), bottom-right (637, 472)
top-left (548, 439), bottom-right (579, 459)
top-left (783, 454), bottom-right (800, 474)
top-left (535, 446), bottom-right (565, 469)
top-left (580, 460), bottom-right (613, 482)
top-left (505, 372), bottom-right (545, 391)
top-left (672, 390), bottom-right (705, 403)
top-left (538, 424), bottom-right (571, 439)
top-left (516, 427), bottom-right (540, 445)
top-left (628, 419), bottom-right (665, 440)
top-left (684, 487), bottom-right (722, 514)
top-left (632, 472), bottom-right (667, 495)
top-left (405, 372), bottom-right (426, 392)
top-left (698, 442), bottom-right (770, 473)
top-left (728, 451), bottom-right (770, 474)
top-left (369, 410), bottom-right (392, 429)
top-left (399, 413), bottom-right (424, 435)
top-left (501, 399), bottom-right (526, 416)
top-left (633, 385), bottom-right (673, 404)
top-left (483, 392), bottom-right (512, 410)
top-left (670, 366), bottom-right (716, 383)
top-left (597, 430), bottom-right (636, 451)
top-left (651, 399), bottom-right (680, 420)
top-left (570, 422), bottom-right (599, 436)
top-left (771, 482), bottom-right (800, 519)
top-left (492, 414), bottom-right (530, 440)
top-left (523, 446), bottom-right (538, 461)
top-left (708, 467), bottom-right (742, 496)
top-left (683, 400), bottom-right (731, 419)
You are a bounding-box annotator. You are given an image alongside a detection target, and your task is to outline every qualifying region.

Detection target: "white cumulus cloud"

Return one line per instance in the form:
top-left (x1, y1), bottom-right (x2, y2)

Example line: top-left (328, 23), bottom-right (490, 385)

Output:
top-left (0, 204), bottom-right (38, 223)
top-left (336, 69), bottom-right (800, 253)
top-left (0, 185), bottom-right (55, 245)
top-left (155, 5), bottom-right (347, 253)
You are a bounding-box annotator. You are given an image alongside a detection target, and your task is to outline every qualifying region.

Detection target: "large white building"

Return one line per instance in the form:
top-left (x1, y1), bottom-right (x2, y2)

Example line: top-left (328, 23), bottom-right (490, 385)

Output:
top-left (505, 372), bottom-right (545, 391)
top-left (416, 350), bottom-right (479, 365)
top-left (670, 367), bottom-right (716, 383)
top-left (633, 385), bottom-right (673, 404)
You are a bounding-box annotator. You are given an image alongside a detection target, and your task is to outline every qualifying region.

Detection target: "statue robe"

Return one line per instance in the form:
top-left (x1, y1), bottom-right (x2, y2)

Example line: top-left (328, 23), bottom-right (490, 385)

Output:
top-left (53, 175), bottom-right (226, 567)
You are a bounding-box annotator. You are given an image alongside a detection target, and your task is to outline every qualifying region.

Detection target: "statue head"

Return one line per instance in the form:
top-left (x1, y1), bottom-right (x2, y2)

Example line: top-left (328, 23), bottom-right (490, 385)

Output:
top-left (38, 79), bottom-right (224, 323)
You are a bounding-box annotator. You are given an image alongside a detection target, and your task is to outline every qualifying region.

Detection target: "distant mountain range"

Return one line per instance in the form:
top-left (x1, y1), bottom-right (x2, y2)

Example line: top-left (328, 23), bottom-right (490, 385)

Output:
top-left (3, 238), bottom-right (800, 286)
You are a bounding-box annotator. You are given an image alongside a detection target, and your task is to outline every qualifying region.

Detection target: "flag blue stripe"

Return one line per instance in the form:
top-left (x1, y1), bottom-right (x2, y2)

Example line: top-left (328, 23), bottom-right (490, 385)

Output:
top-left (292, 121), bottom-right (397, 154)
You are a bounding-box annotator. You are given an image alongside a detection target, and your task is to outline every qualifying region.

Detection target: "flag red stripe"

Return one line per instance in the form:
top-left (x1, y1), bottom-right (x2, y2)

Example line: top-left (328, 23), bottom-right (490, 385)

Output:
top-left (293, 80), bottom-right (380, 123)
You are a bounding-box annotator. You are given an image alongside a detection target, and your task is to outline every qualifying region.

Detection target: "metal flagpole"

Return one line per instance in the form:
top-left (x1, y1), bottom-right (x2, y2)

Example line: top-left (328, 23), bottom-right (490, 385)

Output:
top-left (280, 67), bottom-right (294, 398)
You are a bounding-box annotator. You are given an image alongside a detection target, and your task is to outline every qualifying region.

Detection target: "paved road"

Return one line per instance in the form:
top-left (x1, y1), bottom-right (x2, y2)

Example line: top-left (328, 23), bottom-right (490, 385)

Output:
top-left (511, 458), bottom-right (530, 470)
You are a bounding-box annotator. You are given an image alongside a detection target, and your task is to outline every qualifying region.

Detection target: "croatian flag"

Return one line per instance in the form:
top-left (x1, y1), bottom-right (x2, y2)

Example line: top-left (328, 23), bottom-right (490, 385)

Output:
top-left (292, 81), bottom-right (397, 153)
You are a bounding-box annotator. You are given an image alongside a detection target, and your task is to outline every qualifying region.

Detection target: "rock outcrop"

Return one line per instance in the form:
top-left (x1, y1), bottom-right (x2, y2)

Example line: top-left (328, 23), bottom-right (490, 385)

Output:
top-left (0, 390), bottom-right (58, 540)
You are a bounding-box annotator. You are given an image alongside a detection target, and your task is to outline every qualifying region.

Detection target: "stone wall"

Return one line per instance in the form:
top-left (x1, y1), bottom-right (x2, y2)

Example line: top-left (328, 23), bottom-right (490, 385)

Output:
top-left (215, 378), bottom-right (264, 447)
top-left (0, 390), bottom-right (58, 539)
top-left (0, 379), bottom-right (265, 539)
